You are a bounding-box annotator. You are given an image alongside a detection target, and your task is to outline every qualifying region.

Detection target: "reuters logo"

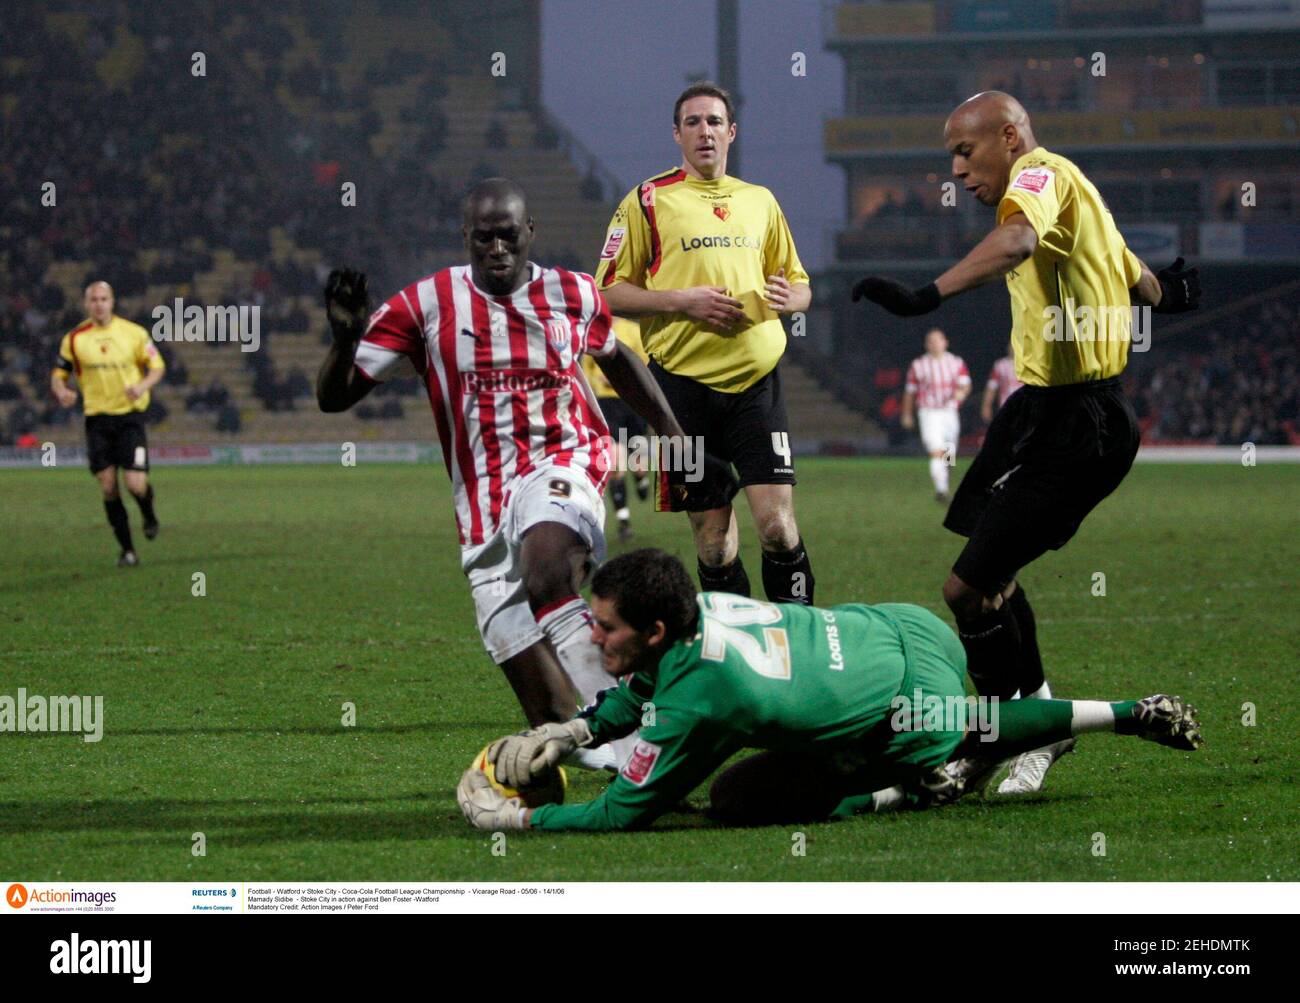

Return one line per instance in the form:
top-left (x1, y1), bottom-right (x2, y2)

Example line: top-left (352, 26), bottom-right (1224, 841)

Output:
top-left (6, 883), bottom-right (28, 908)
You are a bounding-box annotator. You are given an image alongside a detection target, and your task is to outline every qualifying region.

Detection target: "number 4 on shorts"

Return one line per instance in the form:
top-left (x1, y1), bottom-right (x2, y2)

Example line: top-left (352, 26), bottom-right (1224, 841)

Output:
top-left (771, 431), bottom-right (791, 467)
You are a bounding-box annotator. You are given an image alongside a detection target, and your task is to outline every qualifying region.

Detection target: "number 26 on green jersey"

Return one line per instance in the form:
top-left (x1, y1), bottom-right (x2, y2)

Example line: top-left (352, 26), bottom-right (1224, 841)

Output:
top-left (699, 594), bottom-right (792, 680)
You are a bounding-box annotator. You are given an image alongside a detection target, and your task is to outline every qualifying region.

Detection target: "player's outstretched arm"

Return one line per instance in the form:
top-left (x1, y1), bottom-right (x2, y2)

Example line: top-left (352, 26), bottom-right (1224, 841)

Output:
top-left (595, 342), bottom-right (686, 440)
top-left (851, 215), bottom-right (1037, 316)
top-left (527, 723), bottom-right (736, 832)
top-left (317, 268), bottom-right (376, 412)
top-left (934, 215), bottom-right (1038, 299)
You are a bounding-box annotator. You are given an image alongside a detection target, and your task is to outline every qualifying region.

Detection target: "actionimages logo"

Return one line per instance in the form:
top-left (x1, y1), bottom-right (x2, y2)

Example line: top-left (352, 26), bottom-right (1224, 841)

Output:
top-left (7, 884), bottom-right (117, 910)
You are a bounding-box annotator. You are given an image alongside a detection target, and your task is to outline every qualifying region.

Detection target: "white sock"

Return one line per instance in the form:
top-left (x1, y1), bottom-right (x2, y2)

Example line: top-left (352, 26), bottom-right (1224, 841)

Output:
top-left (1070, 700), bottom-right (1116, 735)
top-left (534, 596), bottom-right (611, 708)
top-left (1025, 680), bottom-right (1052, 700)
top-left (534, 596), bottom-right (639, 768)
top-left (929, 457), bottom-right (948, 493)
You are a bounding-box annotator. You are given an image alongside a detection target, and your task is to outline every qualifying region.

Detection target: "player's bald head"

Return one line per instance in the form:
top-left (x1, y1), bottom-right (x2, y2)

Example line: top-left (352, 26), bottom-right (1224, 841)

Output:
top-left (943, 92), bottom-right (1038, 207)
top-left (84, 280), bottom-right (114, 323)
top-left (462, 177), bottom-right (530, 227)
top-left (945, 91), bottom-right (1033, 143)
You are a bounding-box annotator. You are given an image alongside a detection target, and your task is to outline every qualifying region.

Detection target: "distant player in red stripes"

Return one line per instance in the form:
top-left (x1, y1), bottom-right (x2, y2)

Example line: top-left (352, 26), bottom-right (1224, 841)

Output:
top-left (980, 341), bottom-right (1023, 424)
top-left (901, 328), bottom-right (970, 502)
top-left (316, 178), bottom-right (686, 772)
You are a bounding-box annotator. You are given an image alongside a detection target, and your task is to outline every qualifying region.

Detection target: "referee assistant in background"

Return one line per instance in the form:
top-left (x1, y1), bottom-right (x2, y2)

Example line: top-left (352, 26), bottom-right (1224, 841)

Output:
top-left (853, 91), bottom-right (1200, 794)
top-left (51, 281), bottom-right (165, 567)
top-left (595, 82), bottom-right (816, 605)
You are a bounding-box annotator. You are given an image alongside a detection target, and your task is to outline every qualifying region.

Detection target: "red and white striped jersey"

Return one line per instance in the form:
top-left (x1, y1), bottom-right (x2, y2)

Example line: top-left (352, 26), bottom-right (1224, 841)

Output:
top-left (987, 355), bottom-right (1024, 407)
top-left (353, 263), bottom-right (616, 546)
top-left (905, 351), bottom-right (971, 410)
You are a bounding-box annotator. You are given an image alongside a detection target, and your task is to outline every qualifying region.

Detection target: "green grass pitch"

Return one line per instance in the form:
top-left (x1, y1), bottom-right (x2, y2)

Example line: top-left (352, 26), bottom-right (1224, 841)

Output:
top-left (2, 458), bottom-right (1295, 881)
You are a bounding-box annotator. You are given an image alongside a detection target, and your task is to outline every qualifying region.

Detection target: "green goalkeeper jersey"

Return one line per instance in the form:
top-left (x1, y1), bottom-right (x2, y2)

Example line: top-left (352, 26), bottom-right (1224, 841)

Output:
top-left (530, 594), bottom-right (961, 832)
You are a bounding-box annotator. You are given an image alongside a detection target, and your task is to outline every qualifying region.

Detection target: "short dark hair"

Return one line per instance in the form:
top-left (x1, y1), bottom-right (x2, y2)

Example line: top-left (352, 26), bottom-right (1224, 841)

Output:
top-left (461, 177), bottom-right (529, 227)
top-left (673, 81), bottom-right (736, 127)
top-left (591, 549), bottom-right (698, 645)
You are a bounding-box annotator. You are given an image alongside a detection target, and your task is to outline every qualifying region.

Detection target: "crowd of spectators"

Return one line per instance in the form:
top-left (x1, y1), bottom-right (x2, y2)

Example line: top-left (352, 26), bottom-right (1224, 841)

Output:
top-left (0, 3), bottom-right (478, 443)
top-left (1127, 299), bottom-right (1298, 445)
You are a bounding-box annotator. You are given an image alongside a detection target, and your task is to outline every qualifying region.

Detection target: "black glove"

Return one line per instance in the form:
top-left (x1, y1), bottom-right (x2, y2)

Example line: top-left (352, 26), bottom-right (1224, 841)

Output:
top-left (1152, 257), bottom-right (1199, 314)
top-left (324, 268), bottom-right (371, 343)
top-left (851, 277), bottom-right (941, 317)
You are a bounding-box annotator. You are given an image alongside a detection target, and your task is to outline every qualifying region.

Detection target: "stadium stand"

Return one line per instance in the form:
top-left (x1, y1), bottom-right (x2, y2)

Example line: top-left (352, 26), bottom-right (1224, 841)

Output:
top-left (8, 1), bottom-right (1292, 456)
top-left (3, 0), bottom-right (877, 454)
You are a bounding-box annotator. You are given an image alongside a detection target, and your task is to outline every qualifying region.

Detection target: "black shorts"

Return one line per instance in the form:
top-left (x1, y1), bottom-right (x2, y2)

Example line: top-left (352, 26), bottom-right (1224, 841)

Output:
top-left (596, 396), bottom-right (648, 445)
top-left (649, 359), bottom-right (795, 511)
top-left (86, 413), bottom-right (150, 474)
top-left (944, 377), bottom-right (1139, 595)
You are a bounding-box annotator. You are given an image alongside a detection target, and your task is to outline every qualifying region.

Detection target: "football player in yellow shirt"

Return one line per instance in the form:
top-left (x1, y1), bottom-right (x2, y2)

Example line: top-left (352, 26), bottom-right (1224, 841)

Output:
top-left (595, 82), bottom-right (815, 607)
top-left (51, 281), bottom-right (165, 567)
top-left (852, 92), bottom-right (1200, 795)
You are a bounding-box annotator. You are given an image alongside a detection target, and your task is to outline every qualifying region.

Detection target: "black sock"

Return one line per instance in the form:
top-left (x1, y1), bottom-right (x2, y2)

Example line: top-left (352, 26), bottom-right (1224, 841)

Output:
top-left (610, 476), bottom-right (627, 511)
top-left (956, 604), bottom-right (1021, 700)
top-left (761, 538), bottom-right (814, 605)
top-left (1006, 585), bottom-right (1045, 697)
top-left (132, 485), bottom-right (157, 524)
top-left (104, 498), bottom-right (134, 552)
top-left (698, 556), bottom-right (750, 597)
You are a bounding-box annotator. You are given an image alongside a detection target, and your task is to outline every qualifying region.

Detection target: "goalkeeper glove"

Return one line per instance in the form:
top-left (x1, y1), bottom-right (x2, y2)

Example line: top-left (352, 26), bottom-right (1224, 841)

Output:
top-left (1153, 257), bottom-right (1200, 314)
top-left (457, 768), bottom-right (529, 830)
top-left (851, 277), bottom-right (941, 317)
top-left (488, 718), bottom-right (594, 790)
top-left (324, 267), bottom-right (371, 344)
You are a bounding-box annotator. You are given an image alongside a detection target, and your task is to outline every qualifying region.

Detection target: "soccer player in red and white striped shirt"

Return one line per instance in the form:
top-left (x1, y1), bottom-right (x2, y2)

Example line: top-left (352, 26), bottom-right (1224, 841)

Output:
top-left (980, 341), bottom-right (1024, 423)
top-left (902, 328), bottom-right (971, 502)
top-left (317, 179), bottom-right (685, 771)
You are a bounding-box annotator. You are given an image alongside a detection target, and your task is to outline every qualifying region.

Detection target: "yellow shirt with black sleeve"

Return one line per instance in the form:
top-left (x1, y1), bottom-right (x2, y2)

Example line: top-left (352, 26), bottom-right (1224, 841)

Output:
top-left (581, 317), bottom-right (648, 399)
top-left (594, 169), bottom-right (809, 393)
top-left (996, 148), bottom-right (1143, 387)
top-left (55, 316), bottom-right (164, 415)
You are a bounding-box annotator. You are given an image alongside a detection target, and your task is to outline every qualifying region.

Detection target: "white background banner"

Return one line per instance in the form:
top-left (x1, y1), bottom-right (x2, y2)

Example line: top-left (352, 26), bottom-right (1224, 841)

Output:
top-left (2, 881), bottom-right (1295, 915)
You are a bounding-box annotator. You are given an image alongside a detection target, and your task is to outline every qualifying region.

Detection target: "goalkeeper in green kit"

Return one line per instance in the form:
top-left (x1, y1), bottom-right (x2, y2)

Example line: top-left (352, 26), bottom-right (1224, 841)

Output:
top-left (458, 549), bottom-right (1202, 831)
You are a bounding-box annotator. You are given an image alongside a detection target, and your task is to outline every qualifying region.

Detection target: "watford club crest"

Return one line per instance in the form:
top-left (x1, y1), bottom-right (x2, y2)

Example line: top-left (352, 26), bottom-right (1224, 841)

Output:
top-left (713, 203), bottom-right (731, 222)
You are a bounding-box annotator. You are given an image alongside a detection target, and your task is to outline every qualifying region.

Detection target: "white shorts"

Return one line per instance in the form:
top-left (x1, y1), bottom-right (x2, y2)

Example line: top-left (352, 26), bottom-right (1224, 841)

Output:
top-left (460, 464), bottom-right (607, 664)
top-left (918, 407), bottom-right (959, 455)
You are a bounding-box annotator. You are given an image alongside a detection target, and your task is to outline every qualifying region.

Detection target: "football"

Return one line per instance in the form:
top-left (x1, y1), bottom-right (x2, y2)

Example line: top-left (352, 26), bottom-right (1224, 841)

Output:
top-left (473, 745), bottom-right (567, 808)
